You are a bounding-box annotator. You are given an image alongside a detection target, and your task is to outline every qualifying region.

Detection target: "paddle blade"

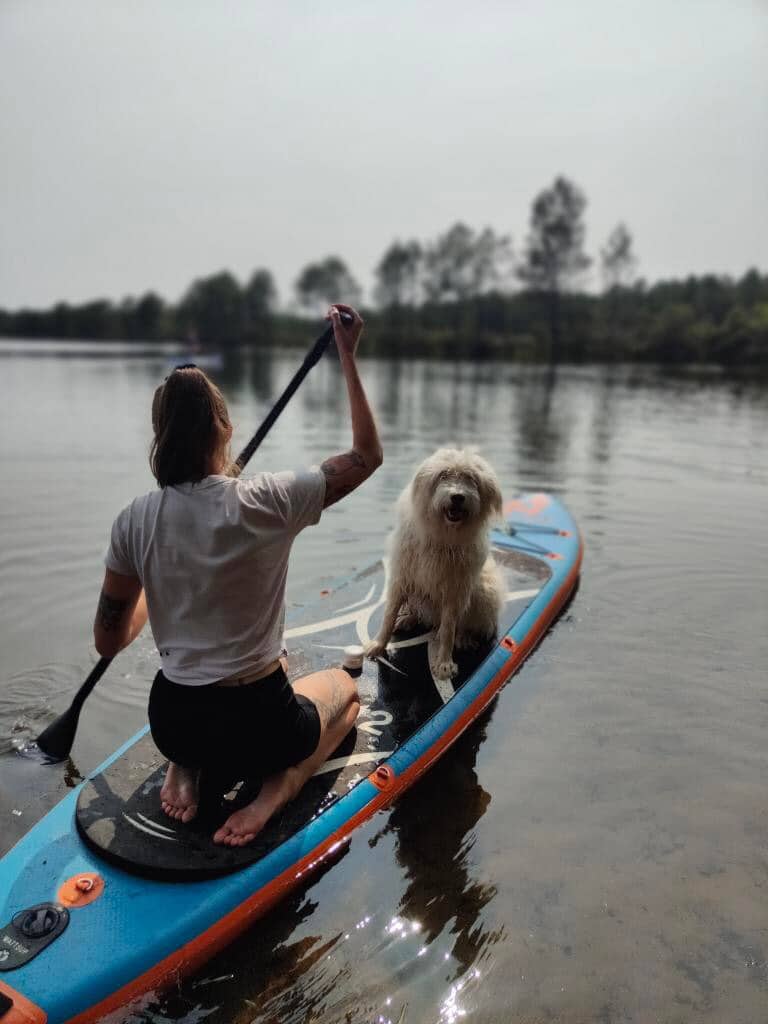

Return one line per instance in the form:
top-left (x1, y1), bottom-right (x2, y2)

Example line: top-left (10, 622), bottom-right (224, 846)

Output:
top-left (35, 706), bottom-right (82, 762)
top-left (35, 656), bottom-right (112, 762)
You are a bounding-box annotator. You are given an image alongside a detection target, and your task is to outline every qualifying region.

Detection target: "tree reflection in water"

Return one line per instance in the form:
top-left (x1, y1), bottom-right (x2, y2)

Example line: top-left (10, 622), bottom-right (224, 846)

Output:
top-left (383, 710), bottom-right (500, 980)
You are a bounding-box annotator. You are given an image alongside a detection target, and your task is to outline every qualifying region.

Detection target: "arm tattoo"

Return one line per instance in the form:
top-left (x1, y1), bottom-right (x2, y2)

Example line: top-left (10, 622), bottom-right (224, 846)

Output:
top-left (321, 450), bottom-right (367, 507)
top-left (97, 591), bottom-right (129, 632)
top-left (321, 450), bottom-right (365, 476)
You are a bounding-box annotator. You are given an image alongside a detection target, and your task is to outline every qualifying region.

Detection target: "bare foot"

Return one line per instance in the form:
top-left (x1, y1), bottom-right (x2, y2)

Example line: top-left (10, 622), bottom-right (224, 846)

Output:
top-left (211, 667), bottom-right (360, 847)
top-left (160, 762), bottom-right (199, 823)
top-left (212, 769), bottom-right (298, 847)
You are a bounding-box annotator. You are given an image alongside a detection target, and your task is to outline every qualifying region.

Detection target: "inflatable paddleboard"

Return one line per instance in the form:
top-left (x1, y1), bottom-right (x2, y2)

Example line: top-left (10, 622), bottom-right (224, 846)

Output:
top-left (0, 493), bottom-right (581, 1023)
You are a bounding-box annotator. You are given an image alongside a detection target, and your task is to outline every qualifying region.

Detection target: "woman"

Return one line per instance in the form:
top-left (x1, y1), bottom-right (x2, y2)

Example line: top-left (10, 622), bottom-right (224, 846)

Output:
top-left (93, 305), bottom-right (382, 847)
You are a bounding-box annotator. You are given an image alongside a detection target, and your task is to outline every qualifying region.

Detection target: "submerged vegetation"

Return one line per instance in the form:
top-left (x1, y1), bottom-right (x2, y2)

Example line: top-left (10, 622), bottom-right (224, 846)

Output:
top-left (2, 177), bottom-right (766, 364)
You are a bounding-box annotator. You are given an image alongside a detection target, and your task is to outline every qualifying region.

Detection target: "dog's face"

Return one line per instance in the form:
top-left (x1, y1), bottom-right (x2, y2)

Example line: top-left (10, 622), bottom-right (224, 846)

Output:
top-left (410, 447), bottom-right (503, 533)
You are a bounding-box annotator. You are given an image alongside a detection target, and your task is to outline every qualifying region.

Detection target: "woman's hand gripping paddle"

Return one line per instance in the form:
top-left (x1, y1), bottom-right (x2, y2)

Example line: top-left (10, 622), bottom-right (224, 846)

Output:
top-left (35, 312), bottom-right (352, 762)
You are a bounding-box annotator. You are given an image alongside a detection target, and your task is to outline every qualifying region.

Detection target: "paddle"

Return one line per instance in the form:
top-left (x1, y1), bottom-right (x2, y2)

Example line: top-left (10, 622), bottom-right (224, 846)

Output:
top-left (35, 312), bottom-right (351, 762)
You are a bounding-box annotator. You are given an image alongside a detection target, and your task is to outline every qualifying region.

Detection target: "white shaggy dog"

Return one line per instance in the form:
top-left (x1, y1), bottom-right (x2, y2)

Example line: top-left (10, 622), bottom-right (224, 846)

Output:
top-left (365, 447), bottom-right (505, 681)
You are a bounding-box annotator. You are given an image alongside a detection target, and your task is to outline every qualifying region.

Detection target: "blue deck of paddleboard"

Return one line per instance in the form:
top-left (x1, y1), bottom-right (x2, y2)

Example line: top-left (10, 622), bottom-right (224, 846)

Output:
top-left (0, 494), bottom-right (581, 1023)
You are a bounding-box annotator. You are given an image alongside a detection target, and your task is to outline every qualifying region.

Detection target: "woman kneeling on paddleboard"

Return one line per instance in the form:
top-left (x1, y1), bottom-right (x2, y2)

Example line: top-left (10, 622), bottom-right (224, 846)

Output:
top-left (92, 304), bottom-right (382, 847)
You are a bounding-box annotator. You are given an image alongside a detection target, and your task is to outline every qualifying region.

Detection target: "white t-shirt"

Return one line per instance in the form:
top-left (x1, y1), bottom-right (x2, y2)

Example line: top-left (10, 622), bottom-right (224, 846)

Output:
top-left (105, 469), bottom-right (326, 685)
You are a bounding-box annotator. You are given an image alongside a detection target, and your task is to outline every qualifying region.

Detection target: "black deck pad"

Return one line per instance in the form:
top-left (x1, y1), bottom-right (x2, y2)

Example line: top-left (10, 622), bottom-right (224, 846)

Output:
top-left (76, 546), bottom-right (549, 880)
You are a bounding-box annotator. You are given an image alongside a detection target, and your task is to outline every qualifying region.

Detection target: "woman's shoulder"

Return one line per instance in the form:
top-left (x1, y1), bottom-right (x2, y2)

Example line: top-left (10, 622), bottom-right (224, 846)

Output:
top-left (237, 466), bottom-right (323, 498)
top-left (131, 487), bottom-right (164, 511)
top-left (234, 470), bottom-right (283, 509)
top-left (112, 488), bottom-right (162, 526)
top-left (235, 467), bottom-right (325, 529)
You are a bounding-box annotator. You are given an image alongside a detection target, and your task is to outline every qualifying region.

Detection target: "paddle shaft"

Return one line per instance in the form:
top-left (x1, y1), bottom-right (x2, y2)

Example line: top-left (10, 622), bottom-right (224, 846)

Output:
top-left (233, 320), bottom-right (340, 471)
top-left (36, 314), bottom-right (349, 760)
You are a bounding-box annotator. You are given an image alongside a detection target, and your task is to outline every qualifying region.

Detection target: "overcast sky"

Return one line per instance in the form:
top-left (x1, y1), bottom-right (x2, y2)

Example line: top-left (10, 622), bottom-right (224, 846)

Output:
top-left (1, 0), bottom-right (766, 310)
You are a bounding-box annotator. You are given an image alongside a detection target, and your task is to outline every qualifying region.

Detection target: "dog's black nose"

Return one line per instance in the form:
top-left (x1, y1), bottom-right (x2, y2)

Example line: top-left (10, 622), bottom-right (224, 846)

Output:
top-left (450, 492), bottom-right (465, 505)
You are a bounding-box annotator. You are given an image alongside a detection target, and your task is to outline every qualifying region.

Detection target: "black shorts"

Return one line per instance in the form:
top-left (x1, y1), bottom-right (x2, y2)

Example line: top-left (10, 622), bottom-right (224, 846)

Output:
top-left (148, 665), bottom-right (321, 783)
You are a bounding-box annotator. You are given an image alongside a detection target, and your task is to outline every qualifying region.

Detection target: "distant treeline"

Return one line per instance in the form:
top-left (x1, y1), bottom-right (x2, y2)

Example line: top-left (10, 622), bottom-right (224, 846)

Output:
top-left (2, 176), bottom-right (767, 364)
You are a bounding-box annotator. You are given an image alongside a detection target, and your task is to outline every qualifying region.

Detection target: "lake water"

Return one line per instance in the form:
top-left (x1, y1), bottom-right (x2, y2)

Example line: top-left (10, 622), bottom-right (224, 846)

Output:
top-left (1, 339), bottom-right (767, 1023)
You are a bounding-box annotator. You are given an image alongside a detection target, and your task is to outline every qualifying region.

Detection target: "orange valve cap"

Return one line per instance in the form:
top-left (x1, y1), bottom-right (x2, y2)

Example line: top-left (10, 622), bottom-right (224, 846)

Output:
top-left (57, 873), bottom-right (104, 908)
top-left (369, 764), bottom-right (395, 792)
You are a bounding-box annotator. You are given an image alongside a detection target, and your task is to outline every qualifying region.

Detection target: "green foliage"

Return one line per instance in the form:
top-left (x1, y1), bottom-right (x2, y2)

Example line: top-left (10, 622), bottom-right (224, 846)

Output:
top-left (243, 269), bottom-right (276, 341)
top-left (374, 240), bottom-right (422, 308)
top-left (132, 293), bottom-right (165, 340)
top-left (646, 303), bottom-right (700, 362)
top-left (516, 176), bottom-right (592, 359)
top-left (423, 224), bottom-right (512, 304)
top-left (707, 304), bottom-right (768, 364)
top-left (600, 224), bottom-right (637, 290)
top-left (518, 176), bottom-right (591, 293)
top-left (294, 257), bottom-right (361, 313)
top-left (177, 271), bottom-right (244, 345)
top-left (1, 180), bottom-right (766, 365)
top-left (3, 266), bottom-right (766, 364)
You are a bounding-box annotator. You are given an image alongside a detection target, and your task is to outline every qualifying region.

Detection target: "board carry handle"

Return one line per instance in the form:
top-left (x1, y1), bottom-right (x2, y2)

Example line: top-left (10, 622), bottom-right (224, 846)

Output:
top-left (35, 310), bottom-right (353, 763)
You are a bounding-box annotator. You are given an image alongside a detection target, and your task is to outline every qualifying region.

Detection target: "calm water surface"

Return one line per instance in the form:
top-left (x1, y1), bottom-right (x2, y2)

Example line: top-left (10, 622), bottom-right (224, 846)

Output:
top-left (1, 340), bottom-right (767, 1023)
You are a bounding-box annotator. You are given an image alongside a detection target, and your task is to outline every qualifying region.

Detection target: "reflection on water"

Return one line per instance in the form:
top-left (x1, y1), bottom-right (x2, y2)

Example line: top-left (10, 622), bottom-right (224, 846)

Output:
top-left (143, 721), bottom-right (500, 1024)
top-left (1, 341), bottom-right (768, 1022)
top-left (515, 363), bottom-right (568, 474)
top-left (386, 717), bottom-right (497, 978)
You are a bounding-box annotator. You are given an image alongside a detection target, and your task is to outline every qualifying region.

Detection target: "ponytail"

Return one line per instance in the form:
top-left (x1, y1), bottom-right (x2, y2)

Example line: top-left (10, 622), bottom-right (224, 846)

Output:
top-left (150, 366), bottom-right (231, 486)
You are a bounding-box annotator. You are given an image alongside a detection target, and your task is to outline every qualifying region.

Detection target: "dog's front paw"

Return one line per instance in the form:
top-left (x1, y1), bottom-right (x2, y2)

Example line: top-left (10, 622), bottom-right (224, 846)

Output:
top-left (431, 657), bottom-right (458, 681)
top-left (365, 638), bottom-right (387, 660)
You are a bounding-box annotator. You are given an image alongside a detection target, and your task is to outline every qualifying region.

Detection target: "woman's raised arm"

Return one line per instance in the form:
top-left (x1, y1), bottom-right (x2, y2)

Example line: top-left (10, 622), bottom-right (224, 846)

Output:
top-left (321, 304), bottom-right (383, 508)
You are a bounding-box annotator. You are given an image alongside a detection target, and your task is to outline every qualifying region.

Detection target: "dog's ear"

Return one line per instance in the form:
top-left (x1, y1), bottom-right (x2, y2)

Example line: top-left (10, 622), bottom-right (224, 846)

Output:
top-left (403, 464), bottom-right (430, 514)
top-left (410, 464), bottom-right (431, 499)
top-left (488, 477), bottom-right (504, 521)
top-left (477, 463), bottom-right (503, 522)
